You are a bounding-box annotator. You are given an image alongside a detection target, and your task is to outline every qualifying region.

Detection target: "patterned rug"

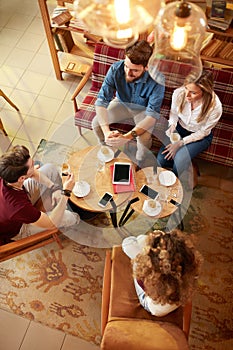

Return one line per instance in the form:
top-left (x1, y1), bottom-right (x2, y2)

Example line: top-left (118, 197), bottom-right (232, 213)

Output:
top-left (0, 138), bottom-right (232, 348)
top-left (0, 237), bottom-right (105, 345)
top-left (183, 186), bottom-right (233, 350)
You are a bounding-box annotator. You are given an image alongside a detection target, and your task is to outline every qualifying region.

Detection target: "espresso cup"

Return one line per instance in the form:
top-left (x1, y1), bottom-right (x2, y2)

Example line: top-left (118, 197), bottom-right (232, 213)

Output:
top-left (170, 132), bottom-right (181, 144)
top-left (62, 163), bottom-right (70, 175)
top-left (145, 199), bottom-right (157, 212)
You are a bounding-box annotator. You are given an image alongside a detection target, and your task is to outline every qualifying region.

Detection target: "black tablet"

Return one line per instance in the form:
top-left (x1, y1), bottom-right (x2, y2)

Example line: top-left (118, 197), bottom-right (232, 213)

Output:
top-left (112, 162), bottom-right (131, 185)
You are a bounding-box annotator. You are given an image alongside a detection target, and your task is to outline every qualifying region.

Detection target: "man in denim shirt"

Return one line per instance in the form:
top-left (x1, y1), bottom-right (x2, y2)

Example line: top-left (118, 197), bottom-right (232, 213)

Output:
top-left (92, 40), bottom-right (165, 165)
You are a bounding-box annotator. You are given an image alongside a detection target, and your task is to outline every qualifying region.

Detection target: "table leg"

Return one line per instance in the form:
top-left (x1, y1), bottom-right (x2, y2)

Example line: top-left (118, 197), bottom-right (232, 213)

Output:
top-left (119, 197), bottom-right (139, 227)
top-left (110, 199), bottom-right (118, 227)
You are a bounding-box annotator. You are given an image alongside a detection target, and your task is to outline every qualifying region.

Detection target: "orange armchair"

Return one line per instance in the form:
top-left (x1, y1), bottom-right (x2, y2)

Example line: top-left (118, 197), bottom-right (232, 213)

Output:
top-left (101, 246), bottom-right (191, 350)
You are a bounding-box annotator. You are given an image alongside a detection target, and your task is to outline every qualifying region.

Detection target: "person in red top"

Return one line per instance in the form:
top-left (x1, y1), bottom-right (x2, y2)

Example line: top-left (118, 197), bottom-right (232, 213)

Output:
top-left (0, 145), bottom-right (79, 244)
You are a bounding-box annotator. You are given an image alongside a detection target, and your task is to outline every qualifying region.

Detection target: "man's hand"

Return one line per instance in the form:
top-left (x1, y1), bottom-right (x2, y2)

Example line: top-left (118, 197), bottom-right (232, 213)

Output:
top-left (104, 130), bottom-right (120, 142)
top-left (162, 140), bottom-right (183, 160)
top-left (63, 173), bottom-right (75, 191)
top-left (105, 133), bottom-right (129, 147)
top-left (51, 189), bottom-right (62, 207)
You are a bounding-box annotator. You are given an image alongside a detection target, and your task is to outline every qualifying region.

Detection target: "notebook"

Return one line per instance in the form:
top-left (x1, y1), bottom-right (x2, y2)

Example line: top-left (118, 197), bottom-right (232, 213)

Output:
top-left (110, 165), bottom-right (136, 194)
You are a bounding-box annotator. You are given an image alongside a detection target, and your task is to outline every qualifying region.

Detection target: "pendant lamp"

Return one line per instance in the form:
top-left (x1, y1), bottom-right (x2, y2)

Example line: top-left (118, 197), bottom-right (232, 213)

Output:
top-left (75, 0), bottom-right (161, 48)
top-left (148, 1), bottom-right (207, 88)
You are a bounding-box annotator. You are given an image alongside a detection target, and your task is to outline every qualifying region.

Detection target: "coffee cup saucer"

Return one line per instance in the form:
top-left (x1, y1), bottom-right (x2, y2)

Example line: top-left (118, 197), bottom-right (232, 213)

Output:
top-left (73, 181), bottom-right (90, 197)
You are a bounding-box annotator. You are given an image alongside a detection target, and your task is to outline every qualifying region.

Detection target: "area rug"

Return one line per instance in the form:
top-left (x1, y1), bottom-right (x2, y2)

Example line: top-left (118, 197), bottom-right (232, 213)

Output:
top-left (0, 138), bottom-right (232, 349)
top-left (0, 237), bottom-right (105, 346)
top-left (182, 186), bottom-right (233, 350)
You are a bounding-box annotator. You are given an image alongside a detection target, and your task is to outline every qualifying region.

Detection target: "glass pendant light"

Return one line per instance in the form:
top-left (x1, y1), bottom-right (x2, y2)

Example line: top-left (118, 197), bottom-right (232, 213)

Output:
top-left (75, 0), bottom-right (161, 48)
top-left (148, 1), bottom-right (207, 88)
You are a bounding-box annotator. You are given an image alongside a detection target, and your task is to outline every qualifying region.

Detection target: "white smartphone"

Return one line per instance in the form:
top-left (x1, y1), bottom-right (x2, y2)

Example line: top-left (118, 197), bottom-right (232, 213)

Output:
top-left (112, 162), bottom-right (131, 185)
top-left (98, 192), bottom-right (113, 208)
top-left (139, 184), bottom-right (159, 200)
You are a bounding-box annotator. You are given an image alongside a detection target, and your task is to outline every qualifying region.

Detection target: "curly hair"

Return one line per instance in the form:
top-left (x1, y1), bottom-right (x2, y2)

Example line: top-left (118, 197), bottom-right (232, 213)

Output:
top-left (133, 229), bottom-right (203, 306)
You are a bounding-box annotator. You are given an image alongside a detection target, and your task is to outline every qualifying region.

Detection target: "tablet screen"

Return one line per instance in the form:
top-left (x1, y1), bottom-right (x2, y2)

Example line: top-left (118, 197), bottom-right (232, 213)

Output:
top-left (113, 163), bottom-right (131, 185)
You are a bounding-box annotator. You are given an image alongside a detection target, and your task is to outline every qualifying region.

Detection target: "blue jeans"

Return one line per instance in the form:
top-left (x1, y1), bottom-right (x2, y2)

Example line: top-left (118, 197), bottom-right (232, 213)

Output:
top-left (157, 123), bottom-right (213, 175)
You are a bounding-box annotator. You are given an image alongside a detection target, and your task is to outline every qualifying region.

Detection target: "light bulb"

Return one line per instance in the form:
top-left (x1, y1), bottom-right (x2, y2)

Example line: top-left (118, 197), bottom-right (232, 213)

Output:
top-left (76, 0), bottom-right (161, 48)
top-left (148, 1), bottom-right (207, 88)
top-left (170, 24), bottom-right (188, 51)
top-left (114, 0), bottom-right (130, 24)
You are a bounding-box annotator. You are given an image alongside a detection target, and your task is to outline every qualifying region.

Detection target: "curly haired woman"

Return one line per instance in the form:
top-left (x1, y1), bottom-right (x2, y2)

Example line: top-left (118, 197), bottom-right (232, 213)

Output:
top-left (122, 230), bottom-right (202, 317)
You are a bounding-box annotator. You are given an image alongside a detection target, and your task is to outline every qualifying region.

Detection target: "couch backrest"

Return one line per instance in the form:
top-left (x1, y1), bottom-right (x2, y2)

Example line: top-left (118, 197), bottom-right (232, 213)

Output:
top-left (161, 66), bottom-right (233, 120)
top-left (210, 68), bottom-right (233, 121)
top-left (92, 42), bottom-right (125, 90)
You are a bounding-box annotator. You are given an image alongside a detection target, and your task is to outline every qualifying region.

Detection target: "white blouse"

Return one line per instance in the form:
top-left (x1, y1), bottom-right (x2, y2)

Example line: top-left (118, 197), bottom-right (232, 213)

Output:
top-left (168, 87), bottom-right (222, 145)
top-left (122, 235), bottom-right (179, 317)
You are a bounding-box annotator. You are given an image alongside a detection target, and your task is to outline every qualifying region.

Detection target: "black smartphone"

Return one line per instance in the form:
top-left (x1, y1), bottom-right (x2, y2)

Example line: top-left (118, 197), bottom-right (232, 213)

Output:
top-left (170, 199), bottom-right (180, 206)
top-left (98, 192), bottom-right (113, 208)
top-left (139, 184), bottom-right (159, 200)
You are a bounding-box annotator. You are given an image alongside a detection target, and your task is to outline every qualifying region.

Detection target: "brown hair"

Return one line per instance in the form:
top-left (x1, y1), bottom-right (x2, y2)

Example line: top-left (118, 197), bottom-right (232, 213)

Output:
top-left (178, 70), bottom-right (215, 122)
top-left (0, 145), bottom-right (30, 183)
top-left (126, 40), bottom-right (153, 67)
top-left (133, 229), bottom-right (202, 306)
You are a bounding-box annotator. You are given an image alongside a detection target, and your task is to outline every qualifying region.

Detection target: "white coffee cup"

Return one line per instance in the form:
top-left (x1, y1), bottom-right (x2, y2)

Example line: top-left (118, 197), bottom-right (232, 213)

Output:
top-left (100, 145), bottom-right (110, 157)
top-left (170, 132), bottom-right (181, 144)
top-left (62, 163), bottom-right (70, 175)
top-left (144, 199), bottom-right (157, 212)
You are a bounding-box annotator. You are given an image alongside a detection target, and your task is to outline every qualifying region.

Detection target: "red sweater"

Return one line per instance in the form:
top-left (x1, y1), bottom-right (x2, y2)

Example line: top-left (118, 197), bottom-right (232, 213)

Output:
top-left (0, 178), bottom-right (41, 243)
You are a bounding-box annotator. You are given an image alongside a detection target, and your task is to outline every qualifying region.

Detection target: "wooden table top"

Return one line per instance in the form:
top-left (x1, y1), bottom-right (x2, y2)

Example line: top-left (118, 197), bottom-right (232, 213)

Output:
top-left (66, 145), bottom-right (134, 212)
top-left (131, 167), bottom-right (183, 219)
top-left (65, 145), bottom-right (183, 221)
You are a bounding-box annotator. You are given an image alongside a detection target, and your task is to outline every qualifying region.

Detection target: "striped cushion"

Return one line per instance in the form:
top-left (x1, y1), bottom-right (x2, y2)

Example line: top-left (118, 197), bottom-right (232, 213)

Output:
top-left (74, 45), bottom-right (233, 167)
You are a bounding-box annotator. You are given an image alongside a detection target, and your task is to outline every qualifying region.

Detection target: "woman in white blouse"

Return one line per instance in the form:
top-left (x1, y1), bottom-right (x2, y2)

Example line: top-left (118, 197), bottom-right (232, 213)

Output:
top-left (157, 70), bottom-right (222, 176)
top-left (122, 230), bottom-right (202, 317)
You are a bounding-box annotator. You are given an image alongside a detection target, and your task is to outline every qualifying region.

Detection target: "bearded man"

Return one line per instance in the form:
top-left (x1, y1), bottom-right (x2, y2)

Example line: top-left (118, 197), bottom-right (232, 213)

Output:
top-left (92, 40), bottom-right (165, 167)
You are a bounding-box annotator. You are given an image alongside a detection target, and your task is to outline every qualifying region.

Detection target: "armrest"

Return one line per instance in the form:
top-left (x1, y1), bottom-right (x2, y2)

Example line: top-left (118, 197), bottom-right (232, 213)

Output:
top-left (0, 228), bottom-right (62, 262)
top-left (182, 301), bottom-right (192, 339)
top-left (101, 249), bottom-right (112, 335)
top-left (71, 65), bottom-right (93, 112)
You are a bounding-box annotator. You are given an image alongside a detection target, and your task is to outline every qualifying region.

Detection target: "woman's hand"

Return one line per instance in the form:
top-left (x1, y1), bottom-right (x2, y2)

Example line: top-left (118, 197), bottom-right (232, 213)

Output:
top-left (162, 140), bottom-right (183, 160)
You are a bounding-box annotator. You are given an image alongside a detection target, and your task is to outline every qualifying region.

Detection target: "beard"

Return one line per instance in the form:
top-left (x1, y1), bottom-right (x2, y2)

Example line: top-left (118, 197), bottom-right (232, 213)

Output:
top-left (125, 70), bottom-right (145, 83)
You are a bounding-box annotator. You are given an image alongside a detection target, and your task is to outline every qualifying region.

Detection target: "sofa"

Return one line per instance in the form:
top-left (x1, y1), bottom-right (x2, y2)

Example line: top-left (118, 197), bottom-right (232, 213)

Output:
top-left (100, 246), bottom-right (191, 350)
top-left (73, 42), bottom-right (233, 168)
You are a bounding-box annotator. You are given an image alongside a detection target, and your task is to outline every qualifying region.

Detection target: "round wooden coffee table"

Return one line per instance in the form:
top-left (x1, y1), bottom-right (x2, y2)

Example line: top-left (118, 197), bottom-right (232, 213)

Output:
top-left (66, 145), bottom-right (134, 216)
top-left (131, 167), bottom-right (183, 218)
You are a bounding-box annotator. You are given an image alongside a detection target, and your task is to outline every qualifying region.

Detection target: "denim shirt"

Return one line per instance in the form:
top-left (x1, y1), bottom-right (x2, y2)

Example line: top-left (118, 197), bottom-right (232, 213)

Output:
top-left (95, 60), bottom-right (165, 119)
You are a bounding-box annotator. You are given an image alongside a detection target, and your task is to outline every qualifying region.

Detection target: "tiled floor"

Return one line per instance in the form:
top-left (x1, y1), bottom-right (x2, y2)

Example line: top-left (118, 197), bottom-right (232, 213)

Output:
top-left (1, 1), bottom-right (233, 350)
top-left (0, 0), bottom-right (98, 349)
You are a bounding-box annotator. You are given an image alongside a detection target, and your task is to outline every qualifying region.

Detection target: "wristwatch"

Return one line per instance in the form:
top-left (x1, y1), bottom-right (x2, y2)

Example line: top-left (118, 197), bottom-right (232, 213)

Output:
top-left (61, 189), bottom-right (72, 197)
top-left (131, 130), bottom-right (137, 140)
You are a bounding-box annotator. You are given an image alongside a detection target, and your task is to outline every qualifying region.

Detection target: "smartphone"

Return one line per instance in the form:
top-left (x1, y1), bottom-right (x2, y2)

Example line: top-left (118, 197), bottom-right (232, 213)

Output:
top-left (139, 184), bottom-right (159, 200)
top-left (112, 162), bottom-right (131, 185)
top-left (98, 192), bottom-right (113, 208)
top-left (170, 199), bottom-right (180, 207)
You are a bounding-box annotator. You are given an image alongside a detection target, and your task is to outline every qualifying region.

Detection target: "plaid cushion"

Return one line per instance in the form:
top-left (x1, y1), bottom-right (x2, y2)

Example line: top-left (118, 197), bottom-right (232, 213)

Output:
top-left (75, 42), bottom-right (125, 129)
top-left (91, 42), bottom-right (125, 89)
top-left (75, 47), bottom-right (233, 166)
